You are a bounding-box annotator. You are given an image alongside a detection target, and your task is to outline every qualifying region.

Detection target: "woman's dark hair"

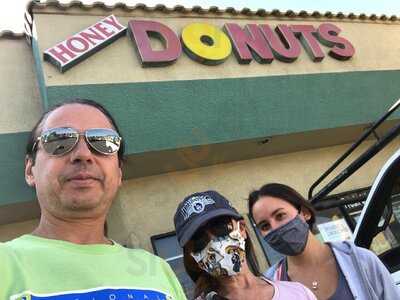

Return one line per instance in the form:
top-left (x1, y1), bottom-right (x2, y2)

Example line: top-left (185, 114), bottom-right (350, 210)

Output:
top-left (25, 98), bottom-right (125, 166)
top-left (248, 183), bottom-right (316, 228)
top-left (183, 217), bottom-right (261, 298)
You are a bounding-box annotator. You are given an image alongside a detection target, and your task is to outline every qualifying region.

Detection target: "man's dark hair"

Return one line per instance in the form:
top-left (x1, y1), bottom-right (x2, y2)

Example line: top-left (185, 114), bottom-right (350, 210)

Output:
top-left (26, 98), bottom-right (125, 166)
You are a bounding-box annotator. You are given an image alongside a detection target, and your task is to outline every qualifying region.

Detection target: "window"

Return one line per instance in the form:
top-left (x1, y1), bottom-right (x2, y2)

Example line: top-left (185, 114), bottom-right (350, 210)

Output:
top-left (151, 232), bottom-right (195, 299)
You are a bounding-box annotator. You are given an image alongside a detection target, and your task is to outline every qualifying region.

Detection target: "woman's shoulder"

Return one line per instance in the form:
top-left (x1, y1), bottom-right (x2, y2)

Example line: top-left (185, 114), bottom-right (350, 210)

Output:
top-left (330, 240), bottom-right (391, 278)
top-left (330, 240), bottom-right (379, 261)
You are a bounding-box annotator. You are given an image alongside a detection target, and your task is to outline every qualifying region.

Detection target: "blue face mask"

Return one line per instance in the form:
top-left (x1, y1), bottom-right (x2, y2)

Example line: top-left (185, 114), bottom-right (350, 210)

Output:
top-left (263, 215), bottom-right (309, 256)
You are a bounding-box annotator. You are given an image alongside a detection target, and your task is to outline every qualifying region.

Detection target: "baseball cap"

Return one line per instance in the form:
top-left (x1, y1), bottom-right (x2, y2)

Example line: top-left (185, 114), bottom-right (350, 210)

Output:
top-left (174, 190), bottom-right (242, 247)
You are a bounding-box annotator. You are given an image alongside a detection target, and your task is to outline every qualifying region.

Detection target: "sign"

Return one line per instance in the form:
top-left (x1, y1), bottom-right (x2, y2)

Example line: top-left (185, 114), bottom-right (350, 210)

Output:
top-left (317, 218), bottom-right (353, 242)
top-left (44, 15), bottom-right (126, 72)
top-left (44, 16), bottom-right (355, 72)
top-left (128, 20), bottom-right (355, 66)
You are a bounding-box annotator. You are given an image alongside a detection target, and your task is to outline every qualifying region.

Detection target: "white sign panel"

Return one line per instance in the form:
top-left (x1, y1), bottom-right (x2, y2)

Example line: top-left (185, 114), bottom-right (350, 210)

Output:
top-left (317, 218), bottom-right (352, 243)
top-left (44, 15), bottom-right (126, 73)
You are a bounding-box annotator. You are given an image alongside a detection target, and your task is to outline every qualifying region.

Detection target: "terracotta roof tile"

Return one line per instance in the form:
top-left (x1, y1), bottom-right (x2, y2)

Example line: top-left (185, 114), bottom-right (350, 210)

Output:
top-left (21, 0), bottom-right (397, 22)
top-left (0, 30), bottom-right (25, 40)
top-left (2, 1), bottom-right (396, 46)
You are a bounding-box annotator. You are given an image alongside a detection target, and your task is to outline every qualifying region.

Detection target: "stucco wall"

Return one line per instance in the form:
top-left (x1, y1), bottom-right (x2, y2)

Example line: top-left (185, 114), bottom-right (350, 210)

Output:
top-left (0, 38), bottom-right (42, 134)
top-left (0, 219), bottom-right (39, 242)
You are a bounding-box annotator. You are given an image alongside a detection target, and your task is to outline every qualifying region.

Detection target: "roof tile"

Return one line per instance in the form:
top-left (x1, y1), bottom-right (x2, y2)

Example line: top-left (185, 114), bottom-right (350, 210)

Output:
top-left (2, 0), bottom-right (395, 39)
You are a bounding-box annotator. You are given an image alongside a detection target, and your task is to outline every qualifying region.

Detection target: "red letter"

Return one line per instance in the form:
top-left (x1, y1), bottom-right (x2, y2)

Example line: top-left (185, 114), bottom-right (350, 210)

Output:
top-left (317, 23), bottom-right (355, 60)
top-left (80, 28), bottom-right (105, 46)
top-left (224, 23), bottom-right (273, 64)
top-left (47, 43), bottom-right (76, 64)
top-left (260, 24), bottom-right (301, 62)
top-left (291, 25), bottom-right (325, 62)
top-left (66, 37), bottom-right (90, 53)
top-left (103, 15), bottom-right (124, 31)
top-left (128, 20), bottom-right (181, 67)
top-left (94, 23), bottom-right (115, 38)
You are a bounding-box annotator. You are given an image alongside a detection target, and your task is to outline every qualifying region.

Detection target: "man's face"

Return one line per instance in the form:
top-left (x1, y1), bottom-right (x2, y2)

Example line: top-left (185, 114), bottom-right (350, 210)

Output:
top-left (25, 104), bottom-right (122, 219)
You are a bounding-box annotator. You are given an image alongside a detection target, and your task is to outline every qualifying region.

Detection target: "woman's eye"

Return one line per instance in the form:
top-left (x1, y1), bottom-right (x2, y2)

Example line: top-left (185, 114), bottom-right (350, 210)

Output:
top-left (276, 212), bottom-right (286, 220)
top-left (260, 223), bottom-right (270, 231)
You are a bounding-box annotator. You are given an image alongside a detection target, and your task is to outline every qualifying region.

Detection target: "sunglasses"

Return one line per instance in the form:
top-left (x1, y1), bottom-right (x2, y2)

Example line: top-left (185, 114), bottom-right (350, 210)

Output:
top-left (32, 127), bottom-right (122, 156)
top-left (191, 217), bottom-right (234, 253)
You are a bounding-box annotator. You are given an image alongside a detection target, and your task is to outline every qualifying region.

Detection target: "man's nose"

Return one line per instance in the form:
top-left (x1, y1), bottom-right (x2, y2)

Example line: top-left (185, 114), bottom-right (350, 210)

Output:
top-left (69, 136), bottom-right (93, 162)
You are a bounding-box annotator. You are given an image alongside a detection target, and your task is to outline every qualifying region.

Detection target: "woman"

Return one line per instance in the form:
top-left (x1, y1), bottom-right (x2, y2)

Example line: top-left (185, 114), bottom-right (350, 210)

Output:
top-left (248, 183), bottom-right (399, 300)
top-left (174, 190), bottom-right (317, 300)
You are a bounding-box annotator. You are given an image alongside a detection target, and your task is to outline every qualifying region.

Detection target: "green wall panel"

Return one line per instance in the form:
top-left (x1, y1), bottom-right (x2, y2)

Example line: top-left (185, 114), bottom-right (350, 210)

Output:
top-left (47, 70), bottom-right (400, 155)
top-left (0, 132), bottom-right (36, 206)
top-left (1, 69), bottom-right (400, 207)
top-left (32, 38), bottom-right (48, 108)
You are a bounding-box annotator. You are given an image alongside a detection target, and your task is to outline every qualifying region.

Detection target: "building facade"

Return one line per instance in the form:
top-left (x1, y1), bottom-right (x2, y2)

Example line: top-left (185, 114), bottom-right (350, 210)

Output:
top-left (2, 0), bottom-right (400, 295)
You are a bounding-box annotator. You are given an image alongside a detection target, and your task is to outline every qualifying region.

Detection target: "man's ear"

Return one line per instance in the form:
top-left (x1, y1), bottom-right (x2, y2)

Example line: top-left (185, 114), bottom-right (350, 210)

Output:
top-left (25, 156), bottom-right (36, 187)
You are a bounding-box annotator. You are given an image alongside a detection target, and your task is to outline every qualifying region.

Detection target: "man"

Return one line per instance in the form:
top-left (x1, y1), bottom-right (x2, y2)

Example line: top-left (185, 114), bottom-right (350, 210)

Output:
top-left (0, 99), bottom-right (187, 300)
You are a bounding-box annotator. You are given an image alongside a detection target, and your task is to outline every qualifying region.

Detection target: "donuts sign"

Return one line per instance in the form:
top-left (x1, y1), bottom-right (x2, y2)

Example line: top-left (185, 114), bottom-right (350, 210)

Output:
top-left (44, 15), bottom-right (355, 72)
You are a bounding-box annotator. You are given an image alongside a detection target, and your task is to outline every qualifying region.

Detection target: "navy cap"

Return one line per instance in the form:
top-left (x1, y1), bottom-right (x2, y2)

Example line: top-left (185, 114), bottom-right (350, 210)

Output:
top-left (174, 190), bottom-right (242, 247)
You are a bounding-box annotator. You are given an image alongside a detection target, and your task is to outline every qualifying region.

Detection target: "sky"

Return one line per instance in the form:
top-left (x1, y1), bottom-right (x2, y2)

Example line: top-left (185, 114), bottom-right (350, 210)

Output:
top-left (2, 0), bottom-right (400, 32)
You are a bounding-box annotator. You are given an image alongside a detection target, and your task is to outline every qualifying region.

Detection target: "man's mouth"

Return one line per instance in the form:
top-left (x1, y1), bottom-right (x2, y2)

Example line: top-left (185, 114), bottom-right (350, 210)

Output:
top-left (65, 173), bottom-right (101, 186)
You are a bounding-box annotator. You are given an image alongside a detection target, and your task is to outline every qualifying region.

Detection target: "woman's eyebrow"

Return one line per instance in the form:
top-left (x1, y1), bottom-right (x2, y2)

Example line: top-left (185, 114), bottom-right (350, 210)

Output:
top-left (255, 208), bottom-right (285, 227)
top-left (271, 207), bottom-right (284, 217)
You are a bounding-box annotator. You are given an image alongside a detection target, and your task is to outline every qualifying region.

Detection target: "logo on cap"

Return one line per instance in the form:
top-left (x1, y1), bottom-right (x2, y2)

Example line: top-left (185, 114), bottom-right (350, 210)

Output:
top-left (181, 195), bottom-right (215, 220)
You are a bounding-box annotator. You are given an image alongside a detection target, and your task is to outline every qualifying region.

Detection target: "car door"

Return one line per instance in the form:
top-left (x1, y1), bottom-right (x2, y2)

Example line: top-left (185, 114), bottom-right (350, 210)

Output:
top-left (353, 147), bottom-right (400, 285)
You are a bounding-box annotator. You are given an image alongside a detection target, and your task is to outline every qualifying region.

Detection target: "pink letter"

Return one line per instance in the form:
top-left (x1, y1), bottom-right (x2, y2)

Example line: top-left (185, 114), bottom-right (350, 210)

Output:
top-left (291, 25), bottom-right (325, 62)
top-left (94, 23), bottom-right (115, 38)
top-left (103, 15), bottom-right (124, 31)
top-left (260, 24), bottom-right (301, 62)
top-left (317, 23), bottom-right (355, 60)
top-left (224, 23), bottom-right (273, 64)
top-left (128, 20), bottom-right (181, 67)
top-left (80, 28), bottom-right (105, 46)
top-left (47, 44), bottom-right (76, 64)
top-left (66, 37), bottom-right (90, 53)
